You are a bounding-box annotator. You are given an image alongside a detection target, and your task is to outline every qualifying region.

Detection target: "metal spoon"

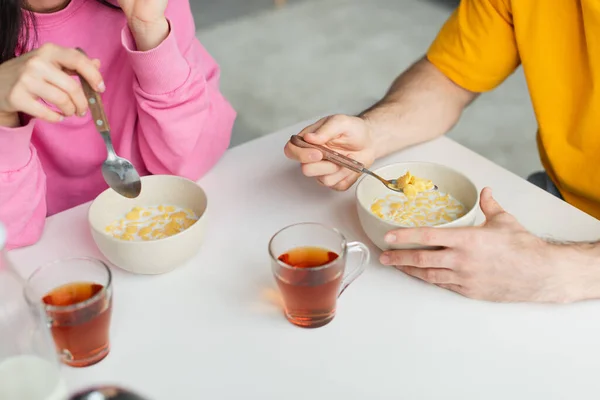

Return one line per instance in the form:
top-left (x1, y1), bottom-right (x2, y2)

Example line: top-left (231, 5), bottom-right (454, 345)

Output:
top-left (290, 135), bottom-right (437, 193)
top-left (76, 54), bottom-right (141, 199)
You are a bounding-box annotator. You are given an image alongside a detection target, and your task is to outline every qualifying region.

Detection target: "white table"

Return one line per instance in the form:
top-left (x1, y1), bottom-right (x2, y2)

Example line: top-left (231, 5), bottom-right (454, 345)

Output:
top-left (10, 120), bottom-right (600, 400)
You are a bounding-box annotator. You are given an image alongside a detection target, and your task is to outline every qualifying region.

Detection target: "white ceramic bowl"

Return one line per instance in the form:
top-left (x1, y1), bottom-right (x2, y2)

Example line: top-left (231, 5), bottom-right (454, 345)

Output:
top-left (356, 162), bottom-right (479, 250)
top-left (88, 175), bottom-right (208, 274)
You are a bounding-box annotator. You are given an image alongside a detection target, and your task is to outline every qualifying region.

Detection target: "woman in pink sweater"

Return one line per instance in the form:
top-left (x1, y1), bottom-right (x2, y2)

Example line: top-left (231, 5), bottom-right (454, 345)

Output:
top-left (0, 0), bottom-right (236, 249)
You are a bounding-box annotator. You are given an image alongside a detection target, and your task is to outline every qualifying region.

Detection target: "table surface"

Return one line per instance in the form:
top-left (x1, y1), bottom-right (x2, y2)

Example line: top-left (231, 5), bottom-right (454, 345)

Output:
top-left (10, 120), bottom-right (600, 400)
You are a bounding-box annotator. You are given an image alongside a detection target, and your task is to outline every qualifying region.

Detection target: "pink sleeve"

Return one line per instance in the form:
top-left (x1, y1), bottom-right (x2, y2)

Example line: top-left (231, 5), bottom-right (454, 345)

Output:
top-left (0, 119), bottom-right (47, 250)
top-left (121, 2), bottom-right (236, 181)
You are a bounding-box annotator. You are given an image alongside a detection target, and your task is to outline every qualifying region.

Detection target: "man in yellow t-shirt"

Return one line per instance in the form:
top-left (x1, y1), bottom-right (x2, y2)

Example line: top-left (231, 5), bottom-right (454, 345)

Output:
top-left (284, 0), bottom-right (600, 303)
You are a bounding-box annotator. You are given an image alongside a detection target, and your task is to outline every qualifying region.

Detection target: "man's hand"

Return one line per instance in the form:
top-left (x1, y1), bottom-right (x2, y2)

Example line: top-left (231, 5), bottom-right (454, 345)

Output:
top-left (379, 188), bottom-right (600, 303)
top-left (284, 115), bottom-right (376, 191)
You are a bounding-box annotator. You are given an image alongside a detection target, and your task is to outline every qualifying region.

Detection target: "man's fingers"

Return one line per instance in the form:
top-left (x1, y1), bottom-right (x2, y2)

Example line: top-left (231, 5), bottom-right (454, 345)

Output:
top-left (395, 265), bottom-right (457, 284)
top-left (436, 283), bottom-right (464, 294)
top-left (384, 227), bottom-right (470, 248)
top-left (303, 115), bottom-right (365, 150)
top-left (297, 118), bottom-right (328, 137)
top-left (284, 141), bottom-right (323, 163)
top-left (287, 117), bottom-right (339, 162)
top-left (380, 248), bottom-right (455, 269)
top-left (315, 168), bottom-right (352, 188)
top-left (479, 187), bottom-right (506, 220)
top-left (331, 172), bottom-right (360, 191)
top-left (286, 114), bottom-right (367, 164)
top-left (301, 161), bottom-right (340, 177)
top-left (302, 115), bottom-right (348, 145)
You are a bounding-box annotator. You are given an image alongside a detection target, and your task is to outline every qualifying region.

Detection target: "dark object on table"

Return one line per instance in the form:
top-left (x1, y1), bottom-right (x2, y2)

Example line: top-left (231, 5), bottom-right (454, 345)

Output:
top-left (69, 386), bottom-right (150, 400)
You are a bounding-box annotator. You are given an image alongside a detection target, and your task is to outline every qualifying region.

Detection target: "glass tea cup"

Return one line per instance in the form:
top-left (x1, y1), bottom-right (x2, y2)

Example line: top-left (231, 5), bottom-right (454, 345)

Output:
top-left (269, 223), bottom-right (370, 328)
top-left (0, 230), bottom-right (68, 400)
top-left (25, 257), bottom-right (113, 368)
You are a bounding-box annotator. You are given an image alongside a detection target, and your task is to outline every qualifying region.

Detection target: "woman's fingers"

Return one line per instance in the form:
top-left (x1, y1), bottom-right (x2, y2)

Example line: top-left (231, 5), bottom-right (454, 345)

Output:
top-left (40, 44), bottom-right (105, 92)
top-left (21, 61), bottom-right (84, 117)
top-left (17, 91), bottom-right (64, 123)
top-left (44, 64), bottom-right (88, 116)
top-left (20, 45), bottom-right (102, 117)
top-left (35, 81), bottom-right (78, 117)
top-left (0, 44), bottom-right (104, 123)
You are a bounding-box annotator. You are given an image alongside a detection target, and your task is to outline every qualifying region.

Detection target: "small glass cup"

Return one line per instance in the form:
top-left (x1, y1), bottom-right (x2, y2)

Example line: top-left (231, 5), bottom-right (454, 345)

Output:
top-left (0, 247), bottom-right (68, 400)
top-left (269, 223), bottom-right (370, 328)
top-left (25, 257), bottom-right (113, 368)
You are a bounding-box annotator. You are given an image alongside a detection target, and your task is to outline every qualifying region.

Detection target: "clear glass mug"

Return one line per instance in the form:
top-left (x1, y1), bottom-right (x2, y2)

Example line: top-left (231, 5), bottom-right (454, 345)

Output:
top-left (269, 223), bottom-right (370, 328)
top-left (25, 257), bottom-right (113, 368)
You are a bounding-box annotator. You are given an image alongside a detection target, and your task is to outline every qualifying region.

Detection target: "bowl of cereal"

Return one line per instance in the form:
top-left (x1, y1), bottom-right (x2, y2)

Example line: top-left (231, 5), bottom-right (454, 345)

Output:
top-left (88, 175), bottom-right (208, 274)
top-left (355, 162), bottom-right (479, 250)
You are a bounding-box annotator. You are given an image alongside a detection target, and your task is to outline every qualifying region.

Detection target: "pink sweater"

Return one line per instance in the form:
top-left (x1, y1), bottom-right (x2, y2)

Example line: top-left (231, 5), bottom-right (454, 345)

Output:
top-left (0, 0), bottom-right (236, 250)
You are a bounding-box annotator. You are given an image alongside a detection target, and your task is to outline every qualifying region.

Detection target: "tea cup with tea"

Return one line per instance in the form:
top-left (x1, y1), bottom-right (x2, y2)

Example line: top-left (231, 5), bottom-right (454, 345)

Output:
top-left (25, 257), bottom-right (113, 368)
top-left (269, 222), bottom-right (370, 328)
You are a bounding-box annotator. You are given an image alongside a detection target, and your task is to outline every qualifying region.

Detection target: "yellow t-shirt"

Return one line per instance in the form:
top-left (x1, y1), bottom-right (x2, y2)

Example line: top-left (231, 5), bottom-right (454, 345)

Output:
top-left (427, 0), bottom-right (600, 219)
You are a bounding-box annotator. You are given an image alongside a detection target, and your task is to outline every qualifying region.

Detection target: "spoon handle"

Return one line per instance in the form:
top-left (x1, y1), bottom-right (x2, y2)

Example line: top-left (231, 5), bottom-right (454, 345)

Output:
top-left (290, 135), bottom-right (365, 174)
top-left (75, 48), bottom-right (110, 132)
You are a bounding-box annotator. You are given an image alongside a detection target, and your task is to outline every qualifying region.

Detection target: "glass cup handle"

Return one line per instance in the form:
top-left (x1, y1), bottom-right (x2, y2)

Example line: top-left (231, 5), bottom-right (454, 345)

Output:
top-left (339, 241), bottom-right (370, 296)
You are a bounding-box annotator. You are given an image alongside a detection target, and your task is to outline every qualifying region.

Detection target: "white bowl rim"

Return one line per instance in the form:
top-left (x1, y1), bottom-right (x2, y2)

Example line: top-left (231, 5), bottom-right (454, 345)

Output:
top-left (354, 161), bottom-right (480, 228)
top-left (88, 175), bottom-right (208, 246)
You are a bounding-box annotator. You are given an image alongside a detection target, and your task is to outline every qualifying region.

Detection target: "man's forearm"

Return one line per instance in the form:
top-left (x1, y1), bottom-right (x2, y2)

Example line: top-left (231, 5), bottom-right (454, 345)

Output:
top-left (359, 57), bottom-right (478, 159)
top-left (547, 240), bottom-right (600, 301)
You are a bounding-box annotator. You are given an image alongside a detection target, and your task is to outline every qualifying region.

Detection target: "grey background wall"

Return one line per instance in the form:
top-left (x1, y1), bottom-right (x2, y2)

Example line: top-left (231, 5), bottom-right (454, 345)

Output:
top-left (190, 0), bottom-right (541, 178)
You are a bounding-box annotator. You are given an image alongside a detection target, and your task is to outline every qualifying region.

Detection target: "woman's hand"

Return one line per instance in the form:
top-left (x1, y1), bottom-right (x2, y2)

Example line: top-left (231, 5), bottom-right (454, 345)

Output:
top-left (0, 44), bottom-right (104, 126)
top-left (284, 115), bottom-right (377, 191)
top-left (118, 0), bottom-right (169, 51)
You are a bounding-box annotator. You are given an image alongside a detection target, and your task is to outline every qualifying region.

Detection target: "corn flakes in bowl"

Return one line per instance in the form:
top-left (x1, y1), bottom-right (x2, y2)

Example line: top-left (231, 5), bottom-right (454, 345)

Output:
top-left (88, 175), bottom-right (207, 274)
top-left (355, 162), bottom-right (479, 250)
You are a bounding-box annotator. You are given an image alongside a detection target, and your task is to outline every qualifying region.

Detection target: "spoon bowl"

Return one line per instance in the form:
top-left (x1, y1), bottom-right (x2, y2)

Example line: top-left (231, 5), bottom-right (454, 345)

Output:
top-left (101, 157), bottom-right (141, 199)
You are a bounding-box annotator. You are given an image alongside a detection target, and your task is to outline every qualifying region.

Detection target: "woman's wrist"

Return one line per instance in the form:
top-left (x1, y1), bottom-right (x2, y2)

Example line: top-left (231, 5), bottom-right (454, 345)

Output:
top-left (128, 17), bottom-right (170, 52)
top-left (0, 112), bottom-right (20, 128)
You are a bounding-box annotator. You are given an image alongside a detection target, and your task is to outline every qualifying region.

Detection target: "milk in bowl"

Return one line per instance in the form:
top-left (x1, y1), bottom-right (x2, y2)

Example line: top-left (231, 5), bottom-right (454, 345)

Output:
top-left (356, 162), bottom-right (479, 250)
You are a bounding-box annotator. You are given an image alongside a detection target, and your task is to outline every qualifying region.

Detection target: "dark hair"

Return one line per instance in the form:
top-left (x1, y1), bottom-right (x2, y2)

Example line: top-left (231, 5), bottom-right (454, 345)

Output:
top-left (0, 0), bottom-right (119, 64)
